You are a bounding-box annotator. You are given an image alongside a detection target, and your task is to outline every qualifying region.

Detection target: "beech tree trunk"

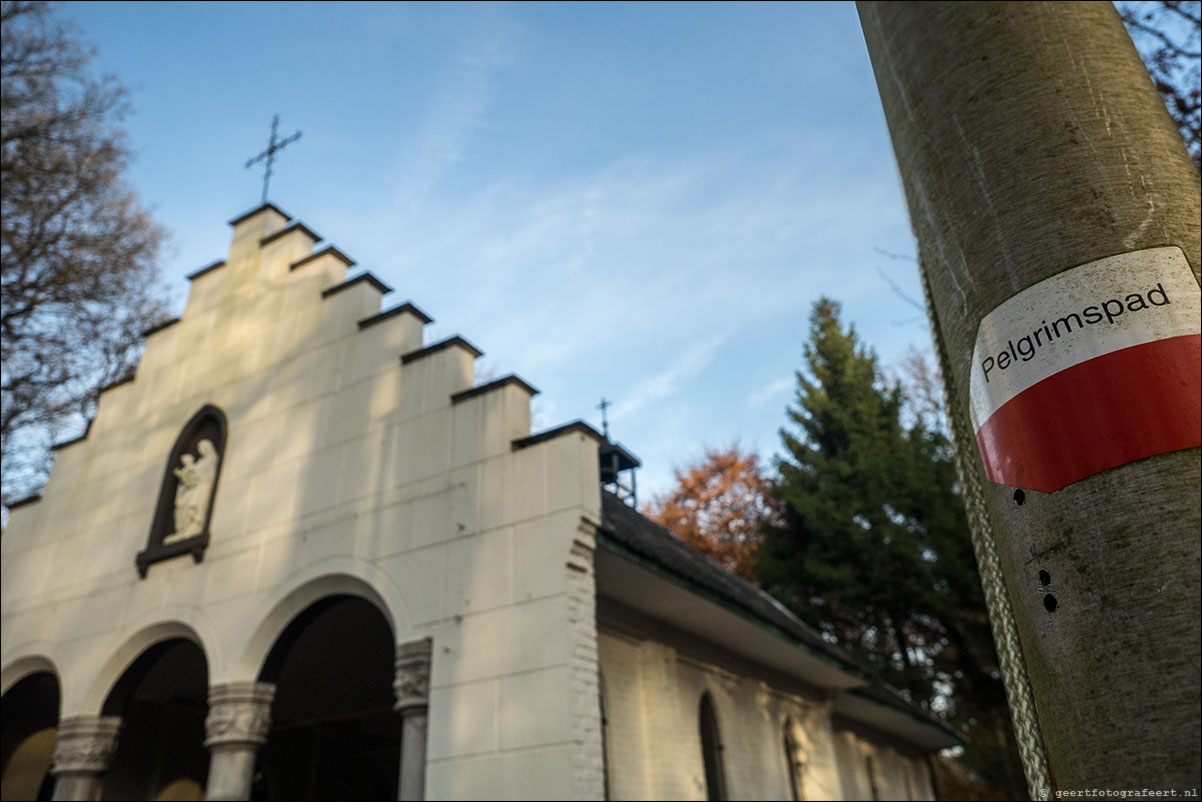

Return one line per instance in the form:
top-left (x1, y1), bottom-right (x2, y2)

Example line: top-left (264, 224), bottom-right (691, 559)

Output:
top-left (858, 1), bottom-right (1201, 796)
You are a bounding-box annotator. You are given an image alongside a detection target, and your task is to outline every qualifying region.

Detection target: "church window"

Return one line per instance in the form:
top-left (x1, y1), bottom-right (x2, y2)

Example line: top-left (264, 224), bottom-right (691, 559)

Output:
top-left (866, 753), bottom-right (881, 801)
top-left (699, 693), bottom-right (727, 801)
top-left (783, 718), bottom-right (804, 800)
top-left (599, 673), bottom-right (612, 801)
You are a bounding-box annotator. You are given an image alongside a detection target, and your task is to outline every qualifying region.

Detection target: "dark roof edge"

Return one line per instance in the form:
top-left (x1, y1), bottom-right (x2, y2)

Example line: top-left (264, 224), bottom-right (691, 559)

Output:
top-left (451, 374), bottom-right (540, 404)
top-left (260, 221), bottom-right (321, 247)
top-left (51, 418), bottom-right (95, 451)
top-left (512, 420), bottom-right (604, 450)
top-left (228, 202), bottom-right (291, 226)
top-left (98, 374), bottom-right (134, 395)
top-left (51, 433), bottom-right (88, 451)
top-left (358, 302), bottom-right (434, 329)
top-left (322, 272), bottom-right (393, 299)
top-left (6, 493), bottom-right (42, 510)
top-left (400, 335), bottom-right (483, 365)
top-left (599, 439), bottom-right (641, 469)
top-left (142, 317), bottom-right (180, 338)
top-left (843, 687), bottom-right (963, 744)
top-left (594, 529), bottom-right (860, 678)
top-left (186, 260), bottom-right (226, 281)
top-left (291, 246), bottom-right (356, 271)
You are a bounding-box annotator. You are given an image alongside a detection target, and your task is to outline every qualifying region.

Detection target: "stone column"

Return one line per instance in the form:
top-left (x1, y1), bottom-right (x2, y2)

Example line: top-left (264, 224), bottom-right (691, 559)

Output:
top-left (394, 638), bottom-right (433, 802)
top-left (50, 715), bottom-right (121, 801)
top-left (204, 682), bottom-right (275, 801)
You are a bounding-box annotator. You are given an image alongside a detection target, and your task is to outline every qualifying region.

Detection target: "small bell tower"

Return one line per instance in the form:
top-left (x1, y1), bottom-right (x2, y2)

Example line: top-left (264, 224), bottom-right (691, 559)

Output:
top-left (596, 398), bottom-right (640, 507)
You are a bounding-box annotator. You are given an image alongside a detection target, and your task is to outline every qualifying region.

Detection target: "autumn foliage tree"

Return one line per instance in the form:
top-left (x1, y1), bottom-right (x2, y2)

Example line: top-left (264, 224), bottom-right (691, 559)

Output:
top-left (645, 444), bottom-right (779, 582)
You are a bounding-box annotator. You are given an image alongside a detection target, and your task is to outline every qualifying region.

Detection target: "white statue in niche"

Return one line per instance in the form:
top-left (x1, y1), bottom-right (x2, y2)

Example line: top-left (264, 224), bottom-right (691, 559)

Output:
top-left (163, 439), bottom-right (219, 544)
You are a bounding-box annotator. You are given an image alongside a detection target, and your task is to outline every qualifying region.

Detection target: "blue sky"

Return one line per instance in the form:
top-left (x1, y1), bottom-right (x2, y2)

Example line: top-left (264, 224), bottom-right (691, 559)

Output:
top-left (62, 0), bottom-right (932, 499)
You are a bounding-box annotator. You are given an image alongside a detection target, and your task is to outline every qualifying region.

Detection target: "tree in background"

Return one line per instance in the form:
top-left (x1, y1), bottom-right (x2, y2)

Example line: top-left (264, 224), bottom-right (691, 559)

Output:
top-left (1, 0), bottom-right (168, 507)
top-left (757, 298), bottom-right (1023, 798)
top-left (645, 444), bottom-right (779, 582)
top-left (757, 298), bottom-right (935, 698)
top-left (1118, 0), bottom-right (1201, 167)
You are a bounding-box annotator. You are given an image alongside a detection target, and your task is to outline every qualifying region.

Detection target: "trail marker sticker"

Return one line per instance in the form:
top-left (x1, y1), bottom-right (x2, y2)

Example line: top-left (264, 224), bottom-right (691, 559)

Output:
top-left (970, 246), bottom-right (1201, 492)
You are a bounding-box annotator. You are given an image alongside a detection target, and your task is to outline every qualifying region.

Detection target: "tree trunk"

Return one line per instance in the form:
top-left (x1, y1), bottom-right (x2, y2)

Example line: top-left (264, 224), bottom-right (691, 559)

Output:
top-left (858, 2), bottom-right (1201, 796)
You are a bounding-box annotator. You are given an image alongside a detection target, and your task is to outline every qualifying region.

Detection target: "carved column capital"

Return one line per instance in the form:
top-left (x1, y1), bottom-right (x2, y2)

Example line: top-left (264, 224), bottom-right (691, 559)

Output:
top-left (394, 637), bottom-right (433, 715)
top-left (51, 716), bottom-right (122, 775)
top-left (204, 682), bottom-right (275, 748)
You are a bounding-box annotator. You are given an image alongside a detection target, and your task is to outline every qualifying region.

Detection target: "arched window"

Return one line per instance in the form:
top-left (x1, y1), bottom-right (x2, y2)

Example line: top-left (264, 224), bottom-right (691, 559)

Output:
top-left (903, 758), bottom-right (917, 801)
top-left (782, 718), bottom-right (804, 800)
top-left (599, 672), bottom-right (611, 801)
top-left (136, 405), bottom-right (227, 577)
top-left (699, 693), bottom-right (727, 801)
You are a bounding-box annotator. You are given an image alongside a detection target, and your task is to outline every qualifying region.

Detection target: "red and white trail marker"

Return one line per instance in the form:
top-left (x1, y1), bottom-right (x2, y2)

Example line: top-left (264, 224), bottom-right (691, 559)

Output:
top-left (969, 247), bottom-right (1202, 493)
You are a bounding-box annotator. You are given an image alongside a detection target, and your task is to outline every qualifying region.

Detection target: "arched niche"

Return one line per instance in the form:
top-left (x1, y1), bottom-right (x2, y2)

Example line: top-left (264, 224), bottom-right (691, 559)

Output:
top-left (0, 671), bottom-right (60, 801)
top-left (136, 405), bottom-right (228, 577)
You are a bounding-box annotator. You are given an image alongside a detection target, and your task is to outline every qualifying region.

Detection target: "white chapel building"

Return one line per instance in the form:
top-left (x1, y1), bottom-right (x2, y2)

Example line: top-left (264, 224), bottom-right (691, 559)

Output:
top-left (1, 203), bottom-right (958, 801)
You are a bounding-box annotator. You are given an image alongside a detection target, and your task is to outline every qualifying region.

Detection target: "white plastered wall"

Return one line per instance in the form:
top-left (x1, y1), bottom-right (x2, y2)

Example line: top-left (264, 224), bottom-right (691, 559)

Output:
top-left (831, 726), bottom-right (935, 801)
top-left (1, 205), bottom-right (606, 801)
top-left (596, 625), bottom-right (936, 802)
top-left (597, 629), bottom-right (844, 801)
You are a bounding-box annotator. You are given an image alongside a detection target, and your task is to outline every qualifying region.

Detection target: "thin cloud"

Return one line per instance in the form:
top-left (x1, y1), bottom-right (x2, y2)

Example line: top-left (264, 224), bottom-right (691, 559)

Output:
top-left (395, 10), bottom-right (521, 205)
top-left (748, 375), bottom-right (794, 407)
top-left (612, 327), bottom-right (735, 423)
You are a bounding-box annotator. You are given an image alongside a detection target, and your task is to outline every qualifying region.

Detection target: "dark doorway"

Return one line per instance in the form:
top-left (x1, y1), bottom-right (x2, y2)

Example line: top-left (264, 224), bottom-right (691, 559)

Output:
top-left (253, 596), bottom-right (399, 801)
top-left (100, 639), bottom-right (209, 801)
top-left (1, 671), bottom-right (60, 801)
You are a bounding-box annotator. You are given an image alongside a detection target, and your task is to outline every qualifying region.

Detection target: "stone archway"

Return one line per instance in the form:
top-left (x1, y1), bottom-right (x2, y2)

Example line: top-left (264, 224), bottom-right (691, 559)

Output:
top-left (252, 595), bottom-right (400, 801)
top-left (0, 671), bottom-right (60, 801)
top-left (99, 639), bottom-right (209, 801)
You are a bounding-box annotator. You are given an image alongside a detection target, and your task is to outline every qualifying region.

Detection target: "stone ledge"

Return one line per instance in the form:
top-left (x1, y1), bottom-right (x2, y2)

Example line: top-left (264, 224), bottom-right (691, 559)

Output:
top-left (290, 246), bottom-right (356, 271)
top-left (322, 272), bottom-right (393, 298)
top-left (98, 373), bottom-right (135, 396)
top-left (6, 493), bottom-right (42, 510)
top-left (260, 221), bottom-right (321, 247)
top-left (228, 202), bottom-right (291, 227)
top-left (359, 302), bottom-right (434, 329)
top-left (186, 260), bottom-right (225, 281)
top-left (511, 420), bottom-right (603, 450)
top-left (142, 317), bottom-right (180, 338)
top-left (451, 375), bottom-right (540, 404)
top-left (400, 335), bottom-right (483, 365)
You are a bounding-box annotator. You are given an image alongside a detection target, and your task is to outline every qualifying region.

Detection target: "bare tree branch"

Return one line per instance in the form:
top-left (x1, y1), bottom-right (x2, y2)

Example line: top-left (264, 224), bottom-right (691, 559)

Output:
top-left (1118, 0), bottom-right (1202, 166)
top-left (1, 0), bottom-right (170, 507)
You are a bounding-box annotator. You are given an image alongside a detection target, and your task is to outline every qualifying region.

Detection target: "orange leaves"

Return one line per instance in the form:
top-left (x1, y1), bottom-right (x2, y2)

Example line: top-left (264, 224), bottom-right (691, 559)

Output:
top-left (645, 444), bottom-right (780, 582)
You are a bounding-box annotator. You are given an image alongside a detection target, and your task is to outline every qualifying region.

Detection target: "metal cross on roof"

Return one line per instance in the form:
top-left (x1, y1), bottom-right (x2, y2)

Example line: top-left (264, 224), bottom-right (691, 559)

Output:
top-left (245, 114), bottom-right (302, 205)
top-left (596, 397), bottom-right (612, 439)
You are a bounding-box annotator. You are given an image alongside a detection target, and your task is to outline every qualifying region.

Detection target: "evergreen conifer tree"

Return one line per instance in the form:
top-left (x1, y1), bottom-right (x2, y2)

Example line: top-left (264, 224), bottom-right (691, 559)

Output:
top-left (757, 298), bottom-right (1023, 796)
top-left (758, 298), bottom-right (937, 701)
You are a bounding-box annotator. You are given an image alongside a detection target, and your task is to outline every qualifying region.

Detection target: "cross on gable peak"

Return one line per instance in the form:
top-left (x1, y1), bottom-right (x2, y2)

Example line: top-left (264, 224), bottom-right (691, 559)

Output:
top-left (245, 114), bottom-right (302, 205)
